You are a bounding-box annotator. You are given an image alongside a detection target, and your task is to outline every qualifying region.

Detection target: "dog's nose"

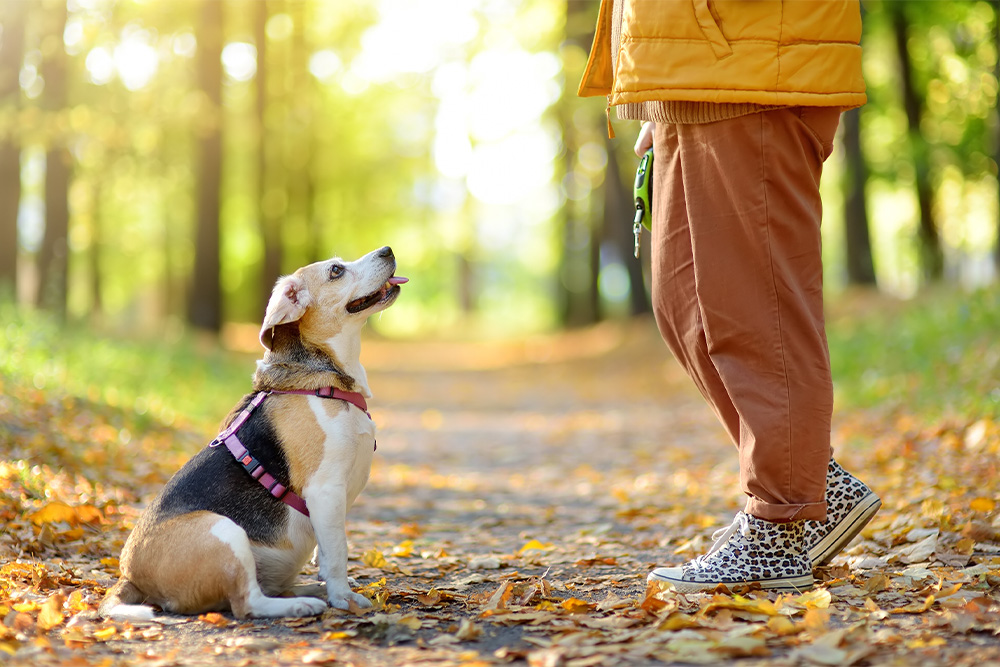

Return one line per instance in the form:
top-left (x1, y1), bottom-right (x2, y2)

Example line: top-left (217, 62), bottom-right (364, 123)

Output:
top-left (377, 246), bottom-right (393, 259)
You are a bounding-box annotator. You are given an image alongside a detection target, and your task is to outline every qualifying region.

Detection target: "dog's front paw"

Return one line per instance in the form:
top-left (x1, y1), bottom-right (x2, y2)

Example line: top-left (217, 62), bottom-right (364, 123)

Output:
top-left (327, 589), bottom-right (373, 611)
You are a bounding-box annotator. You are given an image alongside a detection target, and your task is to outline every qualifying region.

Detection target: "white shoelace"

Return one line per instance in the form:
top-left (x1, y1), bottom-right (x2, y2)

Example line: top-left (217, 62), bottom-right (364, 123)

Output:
top-left (692, 512), bottom-right (752, 567)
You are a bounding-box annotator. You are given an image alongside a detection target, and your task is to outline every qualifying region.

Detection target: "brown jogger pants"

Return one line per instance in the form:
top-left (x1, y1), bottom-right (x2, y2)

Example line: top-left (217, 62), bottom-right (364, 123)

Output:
top-left (650, 107), bottom-right (843, 523)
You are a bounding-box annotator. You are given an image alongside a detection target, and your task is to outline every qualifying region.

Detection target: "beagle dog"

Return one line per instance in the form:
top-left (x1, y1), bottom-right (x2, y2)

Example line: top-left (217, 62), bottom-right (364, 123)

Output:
top-left (99, 247), bottom-right (406, 619)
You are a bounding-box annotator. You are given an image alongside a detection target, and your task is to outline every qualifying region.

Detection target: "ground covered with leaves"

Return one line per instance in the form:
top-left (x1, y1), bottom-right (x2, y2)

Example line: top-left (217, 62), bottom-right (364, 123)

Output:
top-left (2, 305), bottom-right (1000, 666)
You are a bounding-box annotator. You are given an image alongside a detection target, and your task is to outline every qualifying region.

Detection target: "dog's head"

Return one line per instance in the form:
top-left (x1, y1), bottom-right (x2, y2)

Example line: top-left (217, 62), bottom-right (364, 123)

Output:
top-left (259, 246), bottom-right (407, 351)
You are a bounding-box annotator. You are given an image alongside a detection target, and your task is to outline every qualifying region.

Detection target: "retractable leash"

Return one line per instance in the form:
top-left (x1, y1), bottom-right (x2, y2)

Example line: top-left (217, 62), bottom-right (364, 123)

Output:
top-left (632, 148), bottom-right (653, 258)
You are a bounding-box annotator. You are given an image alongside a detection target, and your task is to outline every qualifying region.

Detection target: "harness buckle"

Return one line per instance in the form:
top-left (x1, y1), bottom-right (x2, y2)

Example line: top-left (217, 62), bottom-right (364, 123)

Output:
top-left (239, 453), bottom-right (261, 475)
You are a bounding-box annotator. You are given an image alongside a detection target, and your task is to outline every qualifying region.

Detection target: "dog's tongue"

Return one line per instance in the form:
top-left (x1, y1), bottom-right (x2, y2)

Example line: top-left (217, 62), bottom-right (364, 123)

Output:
top-left (389, 277), bottom-right (409, 285)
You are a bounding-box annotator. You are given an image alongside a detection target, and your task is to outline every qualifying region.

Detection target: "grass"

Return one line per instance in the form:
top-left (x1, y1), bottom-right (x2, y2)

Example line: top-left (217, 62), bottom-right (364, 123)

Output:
top-left (1, 285), bottom-right (999, 439)
top-left (826, 285), bottom-right (1000, 420)
top-left (0, 303), bottom-right (253, 433)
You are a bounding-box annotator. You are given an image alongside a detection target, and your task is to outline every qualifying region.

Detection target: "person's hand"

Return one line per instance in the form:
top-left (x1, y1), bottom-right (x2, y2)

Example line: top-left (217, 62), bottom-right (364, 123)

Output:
top-left (634, 121), bottom-right (654, 157)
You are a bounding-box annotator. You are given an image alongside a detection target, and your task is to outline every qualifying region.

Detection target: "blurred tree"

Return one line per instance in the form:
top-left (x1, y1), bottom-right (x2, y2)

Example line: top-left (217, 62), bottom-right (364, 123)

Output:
top-left (0, 0), bottom-right (26, 298)
top-left (188, 0), bottom-right (224, 332)
top-left (602, 132), bottom-right (650, 314)
top-left (255, 0), bottom-right (282, 310)
top-left (36, 0), bottom-right (71, 318)
top-left (995, 0), bottom-right (1000, 276)
top-left (558, 0), bottom-right (600, 327)
top-left (890, 1), bottom-right (943, 282)
top-left (841, 107), bottom-right (877, 286)
top-left (286, 0), bottom-right (317, 269)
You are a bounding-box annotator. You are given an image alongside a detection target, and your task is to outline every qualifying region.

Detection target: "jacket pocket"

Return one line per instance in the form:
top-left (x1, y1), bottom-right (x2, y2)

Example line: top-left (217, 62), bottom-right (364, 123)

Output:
top-left (692, 0), bottom-right (733, 60)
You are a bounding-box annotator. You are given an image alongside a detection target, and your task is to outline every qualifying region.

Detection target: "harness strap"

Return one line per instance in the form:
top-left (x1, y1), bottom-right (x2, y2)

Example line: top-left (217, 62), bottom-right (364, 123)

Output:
top-left (209, 387), bottom-right (374, 518)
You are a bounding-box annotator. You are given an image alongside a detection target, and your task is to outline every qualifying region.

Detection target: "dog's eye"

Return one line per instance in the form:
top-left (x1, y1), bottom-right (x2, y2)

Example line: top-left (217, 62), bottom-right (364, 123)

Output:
top-left (328, 264), bottom-right (345, 280)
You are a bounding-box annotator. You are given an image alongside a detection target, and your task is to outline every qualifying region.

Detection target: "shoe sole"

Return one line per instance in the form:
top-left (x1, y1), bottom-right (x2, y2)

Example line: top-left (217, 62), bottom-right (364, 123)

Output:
top-left (647, 570), bottom-right (815, 594)
top-left (809, 492), bottom-right (882, 567)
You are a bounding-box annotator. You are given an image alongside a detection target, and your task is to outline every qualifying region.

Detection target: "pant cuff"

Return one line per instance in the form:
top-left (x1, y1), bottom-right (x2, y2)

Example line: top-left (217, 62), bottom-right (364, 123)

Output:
top-left (745, 497), bottom-right (826, 522)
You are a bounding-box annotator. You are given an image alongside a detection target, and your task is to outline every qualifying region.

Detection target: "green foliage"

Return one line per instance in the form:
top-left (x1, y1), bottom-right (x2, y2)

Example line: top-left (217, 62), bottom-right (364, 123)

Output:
top-left (828, 286), bottom-right (1000, 419)
top-left (0, 303), bottom-right (251, 432)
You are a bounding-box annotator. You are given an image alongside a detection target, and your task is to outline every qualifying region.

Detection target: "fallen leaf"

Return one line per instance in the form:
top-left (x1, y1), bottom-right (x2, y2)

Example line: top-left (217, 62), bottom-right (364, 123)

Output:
top-left (28, 502), bottom-right (103, 526)
top-left (361, 549), bottom-right (389, 569)
top-left (560, 598), bottom-right (594, 614)
top-left (36, 594), bottom-right (64, 632)
top-left (454, 618), bottom-right (482, 641)
top-left (969, 497), bottom-right (995, 513)
top-left (517, 540), bottom-right (555, 554)
top-left (198, 612), bottom-right (229, 627)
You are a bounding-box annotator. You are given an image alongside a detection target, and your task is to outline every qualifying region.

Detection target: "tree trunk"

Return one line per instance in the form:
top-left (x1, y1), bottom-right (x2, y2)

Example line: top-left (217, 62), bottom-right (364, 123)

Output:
top-left (36, 1), bottom-right (71, 318)
top-left (995, 1), bottom-right (1000, 278)
top-left (602, 135), bottom-right (650, 314)
top-left (90, 184), bottom-right (103, 317)
top-left (891, 2), bottom-right (943, 283)
top-left (558, 0), bottom-right (600, 327)
top-left (841, 107), bottom-right (877, 286)
top-left (188, 0), bottom-right (225, 332)
top-left (255, 0), bottom-right (282, 309)
top-left (0, 1), bottom-right (26, 299)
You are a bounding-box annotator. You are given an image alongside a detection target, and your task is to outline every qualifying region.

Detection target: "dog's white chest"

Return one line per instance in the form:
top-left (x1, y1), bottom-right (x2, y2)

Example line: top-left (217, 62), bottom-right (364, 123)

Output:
top-left (305, 395), bottom-right (375, 507)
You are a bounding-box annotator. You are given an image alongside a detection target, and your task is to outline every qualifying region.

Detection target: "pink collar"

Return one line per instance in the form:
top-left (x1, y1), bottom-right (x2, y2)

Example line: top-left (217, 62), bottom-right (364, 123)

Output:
top-left (271, 386), bottom-right (371, 419)
top-left (209, 387), bottom-right (373, 517)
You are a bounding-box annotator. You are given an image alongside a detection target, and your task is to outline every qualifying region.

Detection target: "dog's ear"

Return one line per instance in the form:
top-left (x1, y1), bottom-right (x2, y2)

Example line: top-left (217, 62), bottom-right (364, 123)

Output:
top-left (259, 275), bottom-right (312, 350)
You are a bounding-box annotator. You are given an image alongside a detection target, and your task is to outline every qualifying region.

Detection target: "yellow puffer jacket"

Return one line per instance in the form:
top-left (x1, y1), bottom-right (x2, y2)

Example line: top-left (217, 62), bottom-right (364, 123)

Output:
top-left (579, 0), bottom-right (866, 108)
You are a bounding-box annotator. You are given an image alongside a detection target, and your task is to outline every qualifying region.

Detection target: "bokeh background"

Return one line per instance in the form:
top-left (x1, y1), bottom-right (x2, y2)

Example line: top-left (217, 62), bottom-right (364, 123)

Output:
top-left (1, 0), bottom-right (998, 341)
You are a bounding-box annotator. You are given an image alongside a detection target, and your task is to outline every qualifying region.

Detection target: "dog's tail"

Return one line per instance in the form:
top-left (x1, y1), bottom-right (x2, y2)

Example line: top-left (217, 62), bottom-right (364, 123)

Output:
top-left (99, 579), bottom-right (156, 622)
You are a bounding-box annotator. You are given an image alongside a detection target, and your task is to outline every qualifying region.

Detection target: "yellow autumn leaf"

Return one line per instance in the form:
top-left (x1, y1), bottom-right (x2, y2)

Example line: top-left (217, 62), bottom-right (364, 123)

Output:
top-left (517, 539), bottom-right (554, 554)
top-left (658, 612), bottom-right (701, 631)
top-left (703, 594), bottom-right (778, 617)
top-left (198, 612), bottom-right (229, 627)
top-left (905, 636), bottom-right (947, 649)
top-left (359, 577), bottom-right (387, 593)
top-left (803, 608), bottom-right (830, 632)
top-left (970, 497), bottom-right (995, 513)
top-left (766, 616), bottom-right (801, 636)
top-left (36, 594), bottom-right (64, 632)
top-left (27, 502), bottom-right (77, 526)
top-left (792, 588), bottom-right (832, 610)
top-left (395, 614), bottom-right (422, 630)
top-left (936, 581), bottom-right (963, 598)
top-left (391, 540), bottom-right (414, 558)
top-left (92, 626), bottom-right (117, 641)
top-left (560, 598), bottom-right (593, 614)
top-left (27, 502), bottom-right (102, 527)
top-left (889, 595), bottom-right (936, 614)
top-left (362, 548), bottom-right (389, 569)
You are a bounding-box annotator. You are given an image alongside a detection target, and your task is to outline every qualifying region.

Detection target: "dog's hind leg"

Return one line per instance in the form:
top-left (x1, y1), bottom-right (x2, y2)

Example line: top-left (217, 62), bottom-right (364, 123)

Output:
top-left (99, 579), bottom-right (156, 621)
top-left (208, 518), bottom-right (328, 619)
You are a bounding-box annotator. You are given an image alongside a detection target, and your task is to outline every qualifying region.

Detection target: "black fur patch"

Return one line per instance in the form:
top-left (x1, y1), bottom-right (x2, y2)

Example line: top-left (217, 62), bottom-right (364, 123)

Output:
top-left (145, 395), bottom-right (295, 546)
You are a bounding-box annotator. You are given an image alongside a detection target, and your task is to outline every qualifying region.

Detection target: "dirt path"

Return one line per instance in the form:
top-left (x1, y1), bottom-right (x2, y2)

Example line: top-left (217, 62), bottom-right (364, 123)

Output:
top-left (6, 319), bottom-right (1000, 666)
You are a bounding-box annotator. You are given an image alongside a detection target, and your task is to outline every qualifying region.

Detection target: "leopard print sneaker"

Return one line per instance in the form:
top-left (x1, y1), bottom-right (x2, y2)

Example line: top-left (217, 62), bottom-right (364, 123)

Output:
top-left (647, 512), bottom-right (814, 593)
top-left (805, 459), bottom-right (882, 567)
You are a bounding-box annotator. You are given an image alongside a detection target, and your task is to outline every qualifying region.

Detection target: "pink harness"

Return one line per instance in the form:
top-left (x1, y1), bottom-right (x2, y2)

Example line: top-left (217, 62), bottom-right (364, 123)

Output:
top-left (208, 387), bottom-right (372, 517)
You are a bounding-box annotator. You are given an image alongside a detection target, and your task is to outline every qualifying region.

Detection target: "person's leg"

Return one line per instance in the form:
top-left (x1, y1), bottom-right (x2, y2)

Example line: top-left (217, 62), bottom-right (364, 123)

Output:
top-left (650, 124), bottom-right (741, 446)
top-left (647, 107), bottom-right (842, 591)
top-left (677, 107), bottom-right (840, 523)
